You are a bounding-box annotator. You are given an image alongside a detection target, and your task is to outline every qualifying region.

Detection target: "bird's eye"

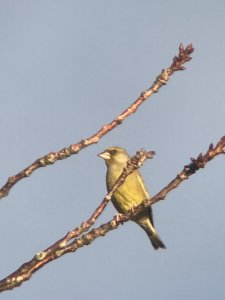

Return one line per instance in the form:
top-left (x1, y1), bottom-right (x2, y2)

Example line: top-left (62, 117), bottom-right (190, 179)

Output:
top-left (110, 149), bottom-right (117, 155)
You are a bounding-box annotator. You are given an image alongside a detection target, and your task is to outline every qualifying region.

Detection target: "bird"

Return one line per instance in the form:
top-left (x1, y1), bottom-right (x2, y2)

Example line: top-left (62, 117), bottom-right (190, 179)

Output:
top-left (98, 146), bottom-right (166, 250)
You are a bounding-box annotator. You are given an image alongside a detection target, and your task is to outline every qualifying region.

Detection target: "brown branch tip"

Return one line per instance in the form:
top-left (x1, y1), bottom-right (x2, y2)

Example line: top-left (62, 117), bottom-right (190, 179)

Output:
top-left (171, 43), bottom-right (194, 71)
top-left (184, 135), bottom-right (225, 175)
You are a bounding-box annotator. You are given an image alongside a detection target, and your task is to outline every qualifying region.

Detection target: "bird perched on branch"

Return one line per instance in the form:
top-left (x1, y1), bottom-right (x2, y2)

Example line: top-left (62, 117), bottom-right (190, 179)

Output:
top-left (98, 146), bottom-right (166, 250)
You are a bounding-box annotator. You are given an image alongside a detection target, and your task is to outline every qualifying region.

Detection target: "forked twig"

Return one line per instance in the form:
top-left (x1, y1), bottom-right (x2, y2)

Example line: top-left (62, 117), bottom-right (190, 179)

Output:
top-left (0, 135), bottom-right (224, 292)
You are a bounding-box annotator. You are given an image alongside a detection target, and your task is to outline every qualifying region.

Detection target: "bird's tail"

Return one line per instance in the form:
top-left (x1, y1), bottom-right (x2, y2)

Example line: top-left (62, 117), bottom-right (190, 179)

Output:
top-left (137, 218), bottom-right (166, 250)
top-left (147, 229), bottom-right (166, 250)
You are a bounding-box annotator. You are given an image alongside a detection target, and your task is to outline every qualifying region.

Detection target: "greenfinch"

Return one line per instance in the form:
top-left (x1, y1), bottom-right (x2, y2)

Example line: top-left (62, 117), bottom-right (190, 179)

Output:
top-left (98, 146), bottom-right (165, 250)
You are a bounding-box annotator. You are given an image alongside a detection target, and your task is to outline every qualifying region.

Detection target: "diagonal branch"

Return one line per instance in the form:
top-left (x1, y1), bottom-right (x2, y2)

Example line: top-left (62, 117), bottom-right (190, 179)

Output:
top-left (0, 135), bottom-right (224, 292)
top-left (0, 43), bottom-right (194, 199)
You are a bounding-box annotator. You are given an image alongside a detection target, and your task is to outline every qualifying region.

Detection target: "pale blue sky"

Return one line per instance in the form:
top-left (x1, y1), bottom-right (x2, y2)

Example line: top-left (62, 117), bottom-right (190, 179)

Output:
top-left (0, 1), bottom-right (225, 299)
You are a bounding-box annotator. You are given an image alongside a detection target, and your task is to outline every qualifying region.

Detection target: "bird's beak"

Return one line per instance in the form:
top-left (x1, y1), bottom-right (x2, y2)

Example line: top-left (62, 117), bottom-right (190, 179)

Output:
top-left (98, 150), bottom-right (111, 160)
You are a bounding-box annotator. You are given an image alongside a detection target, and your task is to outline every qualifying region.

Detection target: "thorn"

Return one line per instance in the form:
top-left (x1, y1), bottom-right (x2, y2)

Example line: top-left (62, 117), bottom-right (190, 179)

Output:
top-left (209, 143), bottom-right (214, 150)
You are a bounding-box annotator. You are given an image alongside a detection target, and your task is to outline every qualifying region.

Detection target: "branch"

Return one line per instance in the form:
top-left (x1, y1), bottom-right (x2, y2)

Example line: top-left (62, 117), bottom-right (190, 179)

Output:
top-left (0, 135), bottom-right (224, 292)
top-left (0, 149), bottom-right (155, 291)
top-left (0, 43), bottom-right (194, 199)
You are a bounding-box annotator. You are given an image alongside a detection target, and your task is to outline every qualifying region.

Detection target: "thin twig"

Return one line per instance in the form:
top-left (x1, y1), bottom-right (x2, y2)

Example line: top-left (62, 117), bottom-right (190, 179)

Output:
top-left (0, 135), bottom-right (224, 292)
top-left (0, 43), bottom-right (194, 199)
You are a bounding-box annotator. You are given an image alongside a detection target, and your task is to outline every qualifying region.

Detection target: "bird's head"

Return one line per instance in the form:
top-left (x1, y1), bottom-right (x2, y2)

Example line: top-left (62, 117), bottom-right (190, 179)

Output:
top-left (98, 146), bottom-right (130, 168)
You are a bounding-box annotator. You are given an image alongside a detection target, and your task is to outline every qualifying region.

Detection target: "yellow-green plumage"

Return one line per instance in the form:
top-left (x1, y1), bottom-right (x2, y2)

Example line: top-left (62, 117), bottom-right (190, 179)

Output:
top-left (98, 146), bottom-right (165, 250)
